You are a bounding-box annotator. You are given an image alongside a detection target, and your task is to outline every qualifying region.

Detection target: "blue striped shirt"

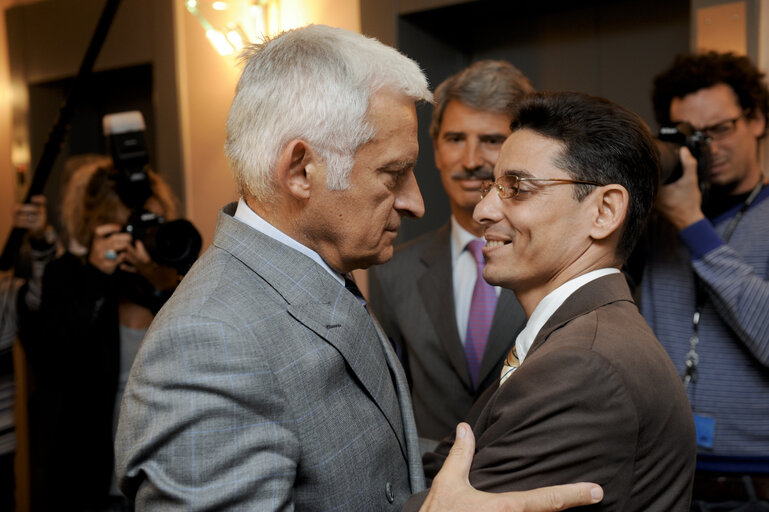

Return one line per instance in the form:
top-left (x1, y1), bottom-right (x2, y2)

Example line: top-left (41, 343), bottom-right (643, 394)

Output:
top-left (640, 186), bottom-right (769, 461)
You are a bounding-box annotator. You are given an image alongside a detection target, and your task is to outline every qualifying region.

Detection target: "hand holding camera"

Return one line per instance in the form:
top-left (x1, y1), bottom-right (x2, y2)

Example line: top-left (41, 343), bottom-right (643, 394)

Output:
top-left (655, 146), bottom-right (707, 230)
top-left (89, 222), bottom-right (179, 292)
top-left (104, 111), bottom-right (202, 275)
top-left (654, 122), bottom-right (713, 230)
top-left (89, 223), bottom-right (132, 274)
top-left (120, 239), bottom-right (179, 291)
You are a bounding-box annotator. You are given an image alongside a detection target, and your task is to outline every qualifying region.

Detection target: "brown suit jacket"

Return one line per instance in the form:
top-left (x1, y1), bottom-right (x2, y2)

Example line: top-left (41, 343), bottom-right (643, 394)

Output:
top-left (369, 223), bottom-right (526, 441)
top-left (406, 273), bottom-right (696, 511)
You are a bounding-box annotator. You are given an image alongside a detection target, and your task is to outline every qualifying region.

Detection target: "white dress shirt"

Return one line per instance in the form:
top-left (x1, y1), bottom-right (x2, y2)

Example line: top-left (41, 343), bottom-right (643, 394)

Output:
top-left (450, 216), bottom-right (501, 346)
top-left (515, 268), bottom-right (621, 363)
top-left (234, 198), bottom-right (345, 286)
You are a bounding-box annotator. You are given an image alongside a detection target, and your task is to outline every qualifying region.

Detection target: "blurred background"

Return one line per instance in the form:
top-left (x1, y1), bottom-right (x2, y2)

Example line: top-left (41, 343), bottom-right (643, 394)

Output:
top-left (0, 1), bottom-right (766, 509)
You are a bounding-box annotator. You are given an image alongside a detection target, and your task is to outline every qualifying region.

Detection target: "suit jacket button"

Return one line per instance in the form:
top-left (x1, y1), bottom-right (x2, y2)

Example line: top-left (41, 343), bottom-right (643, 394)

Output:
top-left (385, 482), bottom-right (394, 503)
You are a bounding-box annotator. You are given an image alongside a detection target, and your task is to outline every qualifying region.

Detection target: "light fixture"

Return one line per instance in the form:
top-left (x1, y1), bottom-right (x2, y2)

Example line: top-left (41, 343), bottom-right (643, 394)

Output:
top-left (226, 23), bottom-right (249, 51)
top-left (185, 0), bottom-right (283, 57)
top-left (207, 29), bottom-right (234, 55)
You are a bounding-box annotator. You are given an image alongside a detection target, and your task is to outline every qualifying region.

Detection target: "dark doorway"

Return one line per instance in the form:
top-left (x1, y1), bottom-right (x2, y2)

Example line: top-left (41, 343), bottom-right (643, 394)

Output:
top-left (27, 63), bottom-right (155, 234)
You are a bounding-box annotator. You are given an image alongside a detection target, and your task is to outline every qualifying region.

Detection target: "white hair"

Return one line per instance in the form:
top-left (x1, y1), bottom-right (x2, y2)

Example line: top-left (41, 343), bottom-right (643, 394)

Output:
top-left (225, 24), bottom-right (432, 201)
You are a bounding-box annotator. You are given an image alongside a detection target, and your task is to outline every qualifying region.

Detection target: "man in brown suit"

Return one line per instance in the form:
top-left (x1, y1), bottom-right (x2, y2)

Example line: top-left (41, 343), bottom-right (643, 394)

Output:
top-left (406, 91), bottom-right (697, 511)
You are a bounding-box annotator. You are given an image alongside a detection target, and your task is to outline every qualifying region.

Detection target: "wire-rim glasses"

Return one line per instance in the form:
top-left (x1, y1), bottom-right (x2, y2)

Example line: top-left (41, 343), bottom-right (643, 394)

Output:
top-left (480, 175), bottom-right (605, 199)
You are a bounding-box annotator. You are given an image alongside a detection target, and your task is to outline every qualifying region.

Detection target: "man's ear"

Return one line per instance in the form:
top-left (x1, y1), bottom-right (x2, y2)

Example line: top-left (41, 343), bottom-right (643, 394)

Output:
top-left (278, 140), bottom-right (318, 200)
top-left (589, 184), bottom-right (628, 241)
top-left (747, 110), bottom-right (767, 139)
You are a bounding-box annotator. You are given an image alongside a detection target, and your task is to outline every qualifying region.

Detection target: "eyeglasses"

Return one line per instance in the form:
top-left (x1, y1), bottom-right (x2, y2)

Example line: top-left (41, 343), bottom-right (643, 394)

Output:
top-left (480, 175), bottom-right (605, 199)
top-left (698, 115), bottom-right (743, 141)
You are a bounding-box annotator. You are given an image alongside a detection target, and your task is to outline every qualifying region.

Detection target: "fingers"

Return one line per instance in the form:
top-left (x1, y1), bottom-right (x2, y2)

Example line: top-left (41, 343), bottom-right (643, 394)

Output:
top-left (124, 239), bottom-right (151, 265)
top-left (419, 423), bottom-right (603, 512)
top-left (438, 423), bottom-right (475, 486)
top-left (28, 194), bottom-right (47, 206)
top-left (678, 147), bottom-right (698, 181)
top-left (509, 483), bottom-right (603, 512)
top-left (90, 224), bottom-right (132, 274)
top-left (13, 196), bottom-right (48, 232)
top-left (417, 424), bottom-right (476, 512)
top-left (93, 224), bottom-right (125, 239)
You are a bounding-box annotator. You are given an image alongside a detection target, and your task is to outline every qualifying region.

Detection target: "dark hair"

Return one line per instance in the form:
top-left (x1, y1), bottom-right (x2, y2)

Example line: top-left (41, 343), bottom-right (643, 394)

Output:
top-left (511, 91), bottom-right (659, 261)
top-left (652, 51), bottom-right (769, 138)
top-left (430, 60), bottom-right (534, 140)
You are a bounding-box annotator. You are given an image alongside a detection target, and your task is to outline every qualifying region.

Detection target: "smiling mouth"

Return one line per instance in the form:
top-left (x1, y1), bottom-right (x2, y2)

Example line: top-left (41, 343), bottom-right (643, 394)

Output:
top-left (485, 240), bottom-right (508, 249)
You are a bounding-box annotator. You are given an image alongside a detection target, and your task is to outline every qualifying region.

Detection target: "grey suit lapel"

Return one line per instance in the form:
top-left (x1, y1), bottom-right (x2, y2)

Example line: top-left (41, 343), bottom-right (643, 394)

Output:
top-left (372, 316), bottom-right (426, 493)
top-left (416, 224), bottom-right (472, 389)
top-left (213, 205), bottom-right (411, 463)
top-left (288, 296), bottom-right (409, 461)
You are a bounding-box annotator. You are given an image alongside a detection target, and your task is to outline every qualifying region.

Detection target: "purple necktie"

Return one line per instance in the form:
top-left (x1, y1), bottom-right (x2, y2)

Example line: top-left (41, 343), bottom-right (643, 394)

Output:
top-left (465, 239), bottom-right (498, 389)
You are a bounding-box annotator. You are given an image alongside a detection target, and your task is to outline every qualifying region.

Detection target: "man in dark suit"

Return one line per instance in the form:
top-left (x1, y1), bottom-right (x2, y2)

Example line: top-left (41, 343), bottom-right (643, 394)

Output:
top-left (115, 26), bottom-right (603, 511)
top-left (406, 92), bottom-right (697, 511)
top-left (370, 61), bottom-right (533, 444)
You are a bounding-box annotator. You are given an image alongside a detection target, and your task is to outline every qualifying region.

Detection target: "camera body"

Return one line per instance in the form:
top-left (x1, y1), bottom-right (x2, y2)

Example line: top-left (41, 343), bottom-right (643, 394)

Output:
top-left (656, 122), bottom-right (712, 185)
top-left (104, 111), bottom-right (201, 274)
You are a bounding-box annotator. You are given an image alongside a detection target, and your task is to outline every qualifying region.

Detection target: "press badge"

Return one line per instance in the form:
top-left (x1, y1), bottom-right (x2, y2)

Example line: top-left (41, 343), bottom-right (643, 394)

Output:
top-left (693, 413), bottom-right (715, 449)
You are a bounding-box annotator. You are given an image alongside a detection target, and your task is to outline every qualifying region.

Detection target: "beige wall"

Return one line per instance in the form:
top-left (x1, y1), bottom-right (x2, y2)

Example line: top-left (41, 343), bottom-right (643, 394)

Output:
top-left (0, 0), bottom-right (360, 256)
top-left (175, 0), bottom-right (361, 250)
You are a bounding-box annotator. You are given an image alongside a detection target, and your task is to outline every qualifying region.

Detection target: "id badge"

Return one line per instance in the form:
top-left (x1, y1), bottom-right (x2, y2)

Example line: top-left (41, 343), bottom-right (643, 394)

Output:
top-left (693, 413), bottom-right (716, 449)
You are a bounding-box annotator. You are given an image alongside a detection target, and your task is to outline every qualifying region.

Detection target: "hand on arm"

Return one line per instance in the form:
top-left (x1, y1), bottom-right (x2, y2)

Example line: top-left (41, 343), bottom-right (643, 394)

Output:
top-left (418, 423), bottom-right (603, 512)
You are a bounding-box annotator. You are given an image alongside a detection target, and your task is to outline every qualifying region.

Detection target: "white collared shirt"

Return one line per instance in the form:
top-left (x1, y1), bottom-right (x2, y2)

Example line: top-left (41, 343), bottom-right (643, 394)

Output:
top-left (234, 198), bottom-right (345, 286)
top-left (450, 216), bottom-right (501, 346)
top-left (515, 268), bottom-right (621, 363)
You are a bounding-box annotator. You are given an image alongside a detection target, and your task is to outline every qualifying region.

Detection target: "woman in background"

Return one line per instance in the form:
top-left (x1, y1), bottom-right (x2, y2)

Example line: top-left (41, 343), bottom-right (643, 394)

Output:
top-left (21, 157), bottom-right (186, 511)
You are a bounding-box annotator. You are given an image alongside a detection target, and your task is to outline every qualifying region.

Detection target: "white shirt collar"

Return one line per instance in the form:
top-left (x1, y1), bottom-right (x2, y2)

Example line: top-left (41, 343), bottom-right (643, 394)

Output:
top-left (234, 198), bottom-right (345, 286)
top-left (449, 216), bottom-right (479, 264)
top-left (515, 268), bottom-right (621, 363)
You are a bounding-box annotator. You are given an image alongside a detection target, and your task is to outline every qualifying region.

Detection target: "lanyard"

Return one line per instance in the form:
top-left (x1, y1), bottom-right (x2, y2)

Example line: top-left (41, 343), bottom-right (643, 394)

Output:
top-left (682, 180), bottom-right (764, 390)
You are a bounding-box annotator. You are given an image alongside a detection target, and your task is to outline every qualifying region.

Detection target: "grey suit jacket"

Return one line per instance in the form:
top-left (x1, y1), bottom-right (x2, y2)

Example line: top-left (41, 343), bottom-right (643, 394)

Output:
top-left (369, 223), bottom-right (526, 441)
top-left (115, 203), bottom-right (425, 511)
top-left (408, 273), bottom-right (696, 511)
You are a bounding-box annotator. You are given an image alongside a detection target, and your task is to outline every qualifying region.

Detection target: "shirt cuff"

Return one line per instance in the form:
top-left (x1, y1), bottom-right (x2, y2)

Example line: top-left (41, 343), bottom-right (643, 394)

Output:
top-left (679, 219), bottom-right (724, 260)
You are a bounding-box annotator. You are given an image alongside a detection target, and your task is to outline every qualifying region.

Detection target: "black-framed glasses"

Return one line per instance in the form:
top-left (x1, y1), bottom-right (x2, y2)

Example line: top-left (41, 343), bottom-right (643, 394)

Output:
top-left (699, 115), bottom-right (743, 141)
top-left (480, 175), bottom-right (605, 199)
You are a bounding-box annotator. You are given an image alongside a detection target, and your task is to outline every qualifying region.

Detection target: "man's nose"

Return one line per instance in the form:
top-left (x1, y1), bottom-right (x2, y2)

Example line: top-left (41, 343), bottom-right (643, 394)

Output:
top-left (395, 171), bottom-right (425, 219)
top-left (473, 187), bottom-right (501, 226)
top-left (461, 140), bottom-right (483, 170)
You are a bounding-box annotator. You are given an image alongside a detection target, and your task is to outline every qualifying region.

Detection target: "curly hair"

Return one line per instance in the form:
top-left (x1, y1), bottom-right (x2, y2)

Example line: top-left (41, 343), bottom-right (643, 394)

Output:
top-left (61, 157), bottom-right (178, 253)
top-left (652, 51), bottom-right (769, 138)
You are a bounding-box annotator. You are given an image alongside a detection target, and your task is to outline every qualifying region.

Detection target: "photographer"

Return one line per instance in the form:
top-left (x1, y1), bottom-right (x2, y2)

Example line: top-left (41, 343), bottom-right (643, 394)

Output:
top-left (20, 156), bottom-right (188, 511)
top-left (1, 195), bottom-right (57, 511)
top-left (639, 52), bottom-right (769, 510)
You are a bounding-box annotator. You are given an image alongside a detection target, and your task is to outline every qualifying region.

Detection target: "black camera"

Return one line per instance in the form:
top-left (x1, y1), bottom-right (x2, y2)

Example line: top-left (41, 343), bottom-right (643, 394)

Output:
top-left (655, 122), bottom-right (712, 185)
top-left (104, 112), bottom-right (202, 274)
top-left (124, 211), bottom-right (202, 274)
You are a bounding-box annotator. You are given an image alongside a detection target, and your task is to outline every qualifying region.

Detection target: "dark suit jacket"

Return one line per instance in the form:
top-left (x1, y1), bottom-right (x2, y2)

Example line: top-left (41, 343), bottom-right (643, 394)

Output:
top-left (406, 273), bottom-right (696, 511)
top-left (369, 223), bottom-right (526, 441)
top-left (116, 204), bottom-right (425, 511)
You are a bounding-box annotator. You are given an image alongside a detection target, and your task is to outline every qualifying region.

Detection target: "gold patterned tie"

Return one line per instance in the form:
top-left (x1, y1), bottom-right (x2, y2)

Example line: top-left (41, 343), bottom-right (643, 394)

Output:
top-left (499, 346), bottom-right (520, 385)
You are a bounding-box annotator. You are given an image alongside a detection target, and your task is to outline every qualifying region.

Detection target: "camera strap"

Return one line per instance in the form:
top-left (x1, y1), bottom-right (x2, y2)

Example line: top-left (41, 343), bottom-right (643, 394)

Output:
top-left (683, 179), bottom-right (765, 390)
